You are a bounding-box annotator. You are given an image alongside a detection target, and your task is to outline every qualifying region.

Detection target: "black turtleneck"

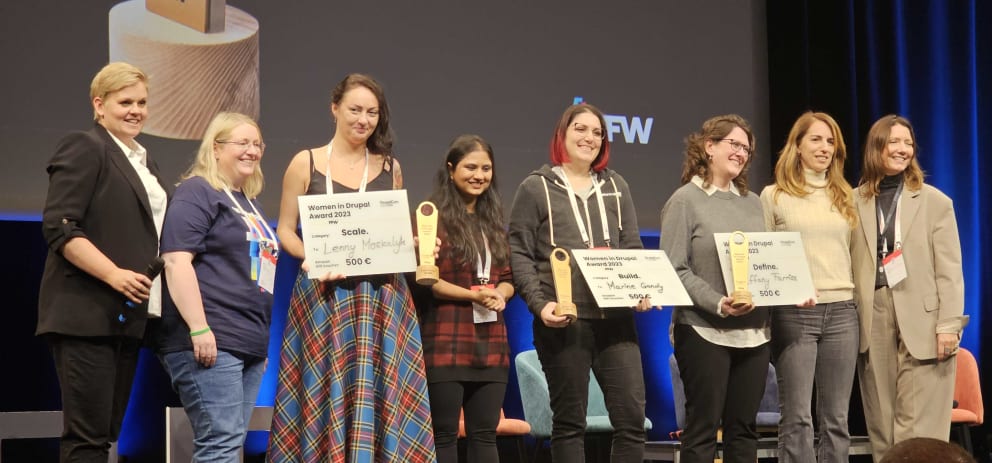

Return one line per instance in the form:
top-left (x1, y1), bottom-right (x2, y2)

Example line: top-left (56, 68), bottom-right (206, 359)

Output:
top-left (875, 174), bottom-right (904, 287)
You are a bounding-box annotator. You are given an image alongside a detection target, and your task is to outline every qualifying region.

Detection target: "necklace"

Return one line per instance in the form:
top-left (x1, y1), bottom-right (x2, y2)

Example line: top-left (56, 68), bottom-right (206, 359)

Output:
top-left (331, 143), bottom-right (365, 169)
top-left (344, 155), bottom-right (364, 170)
top-left (325, 140), bottom-right (370, 194)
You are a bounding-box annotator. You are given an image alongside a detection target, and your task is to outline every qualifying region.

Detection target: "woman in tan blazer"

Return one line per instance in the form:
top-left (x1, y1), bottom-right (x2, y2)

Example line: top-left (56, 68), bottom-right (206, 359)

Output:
top-left (851, 114), bottom-right (967, 462)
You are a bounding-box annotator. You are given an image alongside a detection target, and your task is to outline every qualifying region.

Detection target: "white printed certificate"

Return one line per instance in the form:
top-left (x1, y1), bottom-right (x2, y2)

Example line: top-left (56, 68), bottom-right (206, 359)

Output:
top-left (713, 231), bottom-right (816, 306)
top-left (298, 190), bottom-right (416, 278)
top-left (571, 249), bottom-right (692, 308)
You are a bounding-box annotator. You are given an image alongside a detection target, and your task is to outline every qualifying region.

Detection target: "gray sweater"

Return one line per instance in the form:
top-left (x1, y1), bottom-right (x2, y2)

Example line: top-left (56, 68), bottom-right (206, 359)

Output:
top-left (509, 165), bottom-right (643, 319)
top-left (660, 181), bottom-right (768, 330)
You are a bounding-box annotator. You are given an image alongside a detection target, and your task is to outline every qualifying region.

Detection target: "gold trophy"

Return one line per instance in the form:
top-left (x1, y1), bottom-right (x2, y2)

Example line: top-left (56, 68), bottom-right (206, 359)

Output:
top-left (728, 230), bottom-right (753, 308)
top-left (550, 248), bottom-right (577, 321)
top-left (415, 201), bottom-right (439, 285)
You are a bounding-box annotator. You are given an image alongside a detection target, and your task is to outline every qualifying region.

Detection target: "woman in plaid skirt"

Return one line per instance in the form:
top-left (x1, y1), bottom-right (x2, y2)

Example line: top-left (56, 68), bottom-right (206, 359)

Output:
top-left (266, 74), bottom-right (436, 463)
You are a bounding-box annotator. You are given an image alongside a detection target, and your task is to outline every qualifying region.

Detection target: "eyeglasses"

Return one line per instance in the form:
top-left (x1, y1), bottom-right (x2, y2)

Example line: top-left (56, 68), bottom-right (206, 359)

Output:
top-left (718, 138), bottom-right (751, 156)
top-left (572, 122), bottom-right (605, 140)
top-left (217, 139), bottom-right (265, 152)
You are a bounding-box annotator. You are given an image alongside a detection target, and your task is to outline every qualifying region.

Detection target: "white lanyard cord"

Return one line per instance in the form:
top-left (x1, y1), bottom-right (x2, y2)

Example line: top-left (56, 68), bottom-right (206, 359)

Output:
top-left (475, 231), bottom-right (492, 284)
top-left (541, 177), bottom-right (556, 247)
top-left (325, 140), bottom-right (370, 194)
top-left (222, 187), bottom-right (278, 248)
top-left (610, 177), bottom-right (623, 231)
top-left (554, 167), bottom-right (610, 248)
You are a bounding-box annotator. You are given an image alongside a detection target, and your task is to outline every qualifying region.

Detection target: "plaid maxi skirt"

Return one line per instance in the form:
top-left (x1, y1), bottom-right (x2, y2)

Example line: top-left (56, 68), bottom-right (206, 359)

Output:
top-left (267, 271), bottom-right (436, 462)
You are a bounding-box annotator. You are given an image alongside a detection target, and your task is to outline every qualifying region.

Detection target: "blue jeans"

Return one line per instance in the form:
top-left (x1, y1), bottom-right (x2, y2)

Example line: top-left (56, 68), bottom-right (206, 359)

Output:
top-left (771, 300), bottom-right (859, 463)
top-left (160, 350), bottom-right (265, 463)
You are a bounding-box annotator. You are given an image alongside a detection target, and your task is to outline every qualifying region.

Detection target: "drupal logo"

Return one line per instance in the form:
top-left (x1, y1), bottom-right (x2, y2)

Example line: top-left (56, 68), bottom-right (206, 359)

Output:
top-left (572, 97), bottom-right (653, 145)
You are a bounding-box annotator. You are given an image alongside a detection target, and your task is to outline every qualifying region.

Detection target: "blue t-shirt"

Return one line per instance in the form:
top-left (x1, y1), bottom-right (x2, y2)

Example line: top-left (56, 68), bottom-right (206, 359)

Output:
top-left (157, 176), bottom-right (274, 358)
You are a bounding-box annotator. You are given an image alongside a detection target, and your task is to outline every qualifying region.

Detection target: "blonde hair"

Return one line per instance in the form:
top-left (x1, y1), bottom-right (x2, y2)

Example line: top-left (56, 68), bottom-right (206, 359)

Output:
top-left (90, 62), bottom-right (148, 121)
top-left (184, 112), bottom-right (265, 198)
top-left (858, 114), bottom-right (925, 198)
top-left (772, 111), bottom-right (857, 227)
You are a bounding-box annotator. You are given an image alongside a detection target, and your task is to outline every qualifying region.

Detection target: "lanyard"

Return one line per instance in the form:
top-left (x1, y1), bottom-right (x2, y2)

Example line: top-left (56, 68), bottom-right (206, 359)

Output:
top-left (553, 167), bottom-right (611, 248)
top-left (475, 231), bottom-right (492, 284)
top-left (876, 181), bottom-right (903, 255)
top-left (326, 140), bottom-right (370, 194)
top-left (222, 187), bottom-right (279, 251)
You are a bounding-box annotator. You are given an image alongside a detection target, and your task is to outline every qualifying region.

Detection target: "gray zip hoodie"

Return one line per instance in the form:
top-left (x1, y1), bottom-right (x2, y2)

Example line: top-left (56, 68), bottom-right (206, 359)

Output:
top-left (508, 164), bottom-right (643, 319)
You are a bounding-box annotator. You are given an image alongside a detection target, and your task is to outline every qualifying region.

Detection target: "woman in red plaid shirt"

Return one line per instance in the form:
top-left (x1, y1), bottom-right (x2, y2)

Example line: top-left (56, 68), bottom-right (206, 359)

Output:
top-left (418, 134), bottom-right (515, 463)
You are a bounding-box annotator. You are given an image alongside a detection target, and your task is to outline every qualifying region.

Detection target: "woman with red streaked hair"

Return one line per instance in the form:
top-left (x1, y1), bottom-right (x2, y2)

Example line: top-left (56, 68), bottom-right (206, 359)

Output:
top-left (508, 103), bottom-right (653, 462)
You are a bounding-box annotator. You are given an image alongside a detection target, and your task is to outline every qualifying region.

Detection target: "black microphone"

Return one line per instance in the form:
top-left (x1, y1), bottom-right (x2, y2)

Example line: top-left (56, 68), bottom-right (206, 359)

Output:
top-left (143, 256), bottom-right (166, 280)
top-left (121, 257), bottom-right (166, 316)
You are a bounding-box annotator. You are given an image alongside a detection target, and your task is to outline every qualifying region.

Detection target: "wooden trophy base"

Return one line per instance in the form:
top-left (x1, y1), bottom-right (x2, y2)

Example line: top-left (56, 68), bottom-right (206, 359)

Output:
top-left (731, 290), bottom-right (753, 308)
top-left (416, 265), bottom-right (439, 286)
top-left (554, 303), bottom-right (577, 321)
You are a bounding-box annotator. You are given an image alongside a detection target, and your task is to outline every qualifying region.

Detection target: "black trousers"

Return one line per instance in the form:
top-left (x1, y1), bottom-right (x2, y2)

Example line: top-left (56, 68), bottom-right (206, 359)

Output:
top-left (48, 334), bottom-right (141, 463)
top-left (673, 323), bottom-right (770, 463)
top-left (428, 380), bottom-right (507, 463)
top-left (533, 316), bottom-right (646, 463)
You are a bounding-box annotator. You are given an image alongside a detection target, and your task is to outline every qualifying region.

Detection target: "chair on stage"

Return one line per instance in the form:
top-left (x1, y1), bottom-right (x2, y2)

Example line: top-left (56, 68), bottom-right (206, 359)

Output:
top-left (951, 347), bottom-right (983, 454)
top-left (515, 349), bottom-right (653, 462)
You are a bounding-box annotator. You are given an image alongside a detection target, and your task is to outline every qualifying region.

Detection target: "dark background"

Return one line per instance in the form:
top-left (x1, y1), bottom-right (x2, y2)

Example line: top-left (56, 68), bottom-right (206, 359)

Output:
top-left (0, 0), bottom-right (772, 229)
top-left (3, 0), bottom-right (991, 461)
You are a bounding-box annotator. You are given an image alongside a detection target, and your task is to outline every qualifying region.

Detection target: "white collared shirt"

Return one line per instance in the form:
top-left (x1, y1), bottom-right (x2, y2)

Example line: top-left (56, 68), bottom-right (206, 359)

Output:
top-left (687, 175), bottom-right (769, 348)
top-left (106, 129), bottom-right (168, 317)
top-left (691, 174), bottom-right (741, 197)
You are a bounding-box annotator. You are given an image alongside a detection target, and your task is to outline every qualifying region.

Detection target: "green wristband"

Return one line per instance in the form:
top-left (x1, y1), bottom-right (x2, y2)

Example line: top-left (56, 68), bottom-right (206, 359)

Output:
top-left (190, 327), bottom-right (211, 337)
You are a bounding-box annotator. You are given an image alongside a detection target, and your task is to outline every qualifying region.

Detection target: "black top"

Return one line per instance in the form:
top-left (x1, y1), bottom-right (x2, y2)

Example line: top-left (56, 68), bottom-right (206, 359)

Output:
top-left (875, 174), bottom-right (903, 287)
top-left (306, 149), bottom-right (393, 194)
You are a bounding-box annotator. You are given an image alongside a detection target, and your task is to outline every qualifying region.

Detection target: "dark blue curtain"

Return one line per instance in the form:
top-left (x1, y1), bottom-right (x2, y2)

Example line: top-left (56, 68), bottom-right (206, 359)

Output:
top-left (768, 0), bottom-right (992, 452)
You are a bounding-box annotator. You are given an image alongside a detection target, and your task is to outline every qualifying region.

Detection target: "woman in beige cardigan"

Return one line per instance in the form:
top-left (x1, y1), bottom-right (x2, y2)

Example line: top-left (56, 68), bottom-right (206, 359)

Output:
top-left (761, 111), bottom-right (859, 463)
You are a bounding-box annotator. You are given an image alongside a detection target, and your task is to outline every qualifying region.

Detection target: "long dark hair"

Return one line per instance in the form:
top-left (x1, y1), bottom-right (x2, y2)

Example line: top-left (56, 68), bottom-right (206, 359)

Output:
top-left (429, 134), bottom-right (509, 267)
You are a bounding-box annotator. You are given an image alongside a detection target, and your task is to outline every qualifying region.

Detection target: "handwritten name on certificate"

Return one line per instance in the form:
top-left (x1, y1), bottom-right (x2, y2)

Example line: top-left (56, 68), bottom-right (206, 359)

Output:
top-left (571, 249), bottom-right (692, 308)
top-left (713, 231), bottom-right (816, 306)
top-left (298, 190), bottom-right (416, 278)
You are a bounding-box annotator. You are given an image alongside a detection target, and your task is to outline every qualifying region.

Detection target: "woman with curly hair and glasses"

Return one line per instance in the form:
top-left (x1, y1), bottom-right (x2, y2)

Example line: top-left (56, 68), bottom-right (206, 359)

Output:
top-left (661, 114), bottom-right (768, 463)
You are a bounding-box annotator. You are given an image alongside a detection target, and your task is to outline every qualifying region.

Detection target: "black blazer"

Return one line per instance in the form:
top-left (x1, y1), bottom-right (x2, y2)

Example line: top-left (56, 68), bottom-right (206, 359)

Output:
top-left (38, 124), bottom-right (172, 338)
